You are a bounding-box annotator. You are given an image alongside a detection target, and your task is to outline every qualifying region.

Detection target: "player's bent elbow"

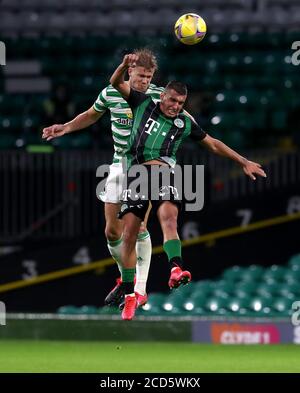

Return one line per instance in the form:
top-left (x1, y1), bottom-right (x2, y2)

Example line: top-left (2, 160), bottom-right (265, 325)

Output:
top-left (203, 136), bottom-right (219, 153)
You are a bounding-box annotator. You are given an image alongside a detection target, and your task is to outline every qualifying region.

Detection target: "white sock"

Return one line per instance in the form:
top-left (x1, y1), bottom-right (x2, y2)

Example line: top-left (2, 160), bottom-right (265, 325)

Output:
top-left (135, 231), bottom-right (152, 295)
top-left (107, 237), bottom-right (123, 275)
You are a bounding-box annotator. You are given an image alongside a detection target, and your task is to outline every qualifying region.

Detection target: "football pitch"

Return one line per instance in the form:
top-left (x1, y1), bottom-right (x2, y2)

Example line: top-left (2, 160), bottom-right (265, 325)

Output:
top-left (0, 340), bottom-right (299, 372)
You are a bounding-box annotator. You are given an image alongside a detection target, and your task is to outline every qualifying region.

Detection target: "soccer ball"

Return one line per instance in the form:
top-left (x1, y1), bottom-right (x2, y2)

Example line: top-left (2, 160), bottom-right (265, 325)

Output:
top-left (174, 13), bottom-right (207, 45)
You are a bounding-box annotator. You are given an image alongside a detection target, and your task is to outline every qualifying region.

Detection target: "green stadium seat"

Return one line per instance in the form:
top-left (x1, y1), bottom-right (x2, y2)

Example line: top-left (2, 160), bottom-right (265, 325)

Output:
top-left (212, 280), bottom-right (235, 298)
top-left (204, 297), bottom-right (228, 313)
top-left (0, 132), bottom-right (17, 149)
top-left (234, 281), bottom-right (258, 297)
top-left (139, 293), bottom-right (166, 316)
top-left (278, 283), bottom-right (300, 298)
top-left (222, 130), bottom-right (247, 149)
top-left (0, 116), bottom-right (23, 132)
top-left (272, 111), bottom-right (287, 130)
top-left (174, 281), bottom-right (195, 297)
top-left (57, 305), bottom-right (80, 315)
top-left (222, 266), bottom-right (245, 282)
top-left (240, 265), bottom-right (265, 282)
top-left (78, 305), bottom-right (98, 314)
top-left (288, 254), bottom-right (300, 268)
top-left (70, 133), bottom-right (92, 149)
top-left (193, 280), bottom-right (214, 296)
top-left (256, 283), bottom-right (278, 298)
top-left (183, 292), bottom-right (207, 313)
top-left (162, 292), bottom-right (187, 314)
top-left (284, 268), bottom-right (300, 283)
top-left (277, 284), bottom-right (296, 299)
top-left (261, 52), bottom-right (282, 69)
top-left (227, 297), bottom-right (250, 314)
top-left (248, 296), bottom-right (272, 316)
top-left (262, 265), bottom-right (288, 282)
top-left (98, 306), bottom-right (120, 315)
top-left (145, 293), bottom-right (166, 307)
top-left (272, 297), bottom-right (294, 316)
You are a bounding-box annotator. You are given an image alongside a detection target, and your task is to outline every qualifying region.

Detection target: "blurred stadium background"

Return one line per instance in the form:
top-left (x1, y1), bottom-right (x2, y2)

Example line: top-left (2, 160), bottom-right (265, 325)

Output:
top-left (1, 0), bottom-right (300, 372)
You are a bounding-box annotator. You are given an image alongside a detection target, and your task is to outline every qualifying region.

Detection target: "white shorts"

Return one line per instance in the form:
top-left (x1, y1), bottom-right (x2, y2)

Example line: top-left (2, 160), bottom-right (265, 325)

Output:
top-left (98, 163), bottom-right (125, 204)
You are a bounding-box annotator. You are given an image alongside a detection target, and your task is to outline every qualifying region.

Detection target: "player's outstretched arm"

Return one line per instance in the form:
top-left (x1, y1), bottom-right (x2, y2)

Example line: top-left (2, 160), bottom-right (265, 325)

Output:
top-left (110, 54), bottom-right (138, 99)
top-left (201, 134), bottom-right (267, 180)
top-left (42, 106), bottom-right (102, 141)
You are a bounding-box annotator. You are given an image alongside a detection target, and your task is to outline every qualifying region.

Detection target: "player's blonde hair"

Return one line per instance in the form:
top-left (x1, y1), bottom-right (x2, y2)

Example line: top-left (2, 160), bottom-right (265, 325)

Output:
top-left (134, 48), bottom-right (158, 71)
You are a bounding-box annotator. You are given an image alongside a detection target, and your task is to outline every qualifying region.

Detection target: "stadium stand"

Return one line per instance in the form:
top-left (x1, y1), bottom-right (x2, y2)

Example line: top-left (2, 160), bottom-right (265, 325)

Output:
top-left (0, 0), bottom-right (299, 150)
top-left (57, 253), bottom-right (300, 318)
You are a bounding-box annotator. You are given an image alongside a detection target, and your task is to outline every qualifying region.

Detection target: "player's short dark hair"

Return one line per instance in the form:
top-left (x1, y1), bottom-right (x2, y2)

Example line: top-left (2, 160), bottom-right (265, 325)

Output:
top-left (134, 48), bottom-right (158, 71)
top-left (165, 81), bottom-right (188, 96)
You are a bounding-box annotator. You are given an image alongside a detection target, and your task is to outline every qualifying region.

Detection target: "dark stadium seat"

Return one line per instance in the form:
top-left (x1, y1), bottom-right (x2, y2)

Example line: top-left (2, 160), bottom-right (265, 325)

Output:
top-left (98, 306), bottom-right (120, 315)
top-left (227, 296), bottom-right (250, 314)
top-left (240, 265), bottom-right (265, 282)
top-left (272, 297), bottom-right (294, 316)
top-left (57, 305), bottom-right (81, 314)
top-left (139, 293), bottom-right (167, 316)
top-left (78, 305), bottom-right (98, 314)
top-left (222, 265), bottom-right (246, 282)
top-left (288, 254), bottom-right (300, 268)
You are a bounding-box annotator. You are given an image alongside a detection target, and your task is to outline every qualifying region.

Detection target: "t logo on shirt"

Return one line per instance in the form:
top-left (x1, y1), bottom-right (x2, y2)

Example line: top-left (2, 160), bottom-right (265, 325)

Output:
top-left (144, 118), bottom-right (160, 135)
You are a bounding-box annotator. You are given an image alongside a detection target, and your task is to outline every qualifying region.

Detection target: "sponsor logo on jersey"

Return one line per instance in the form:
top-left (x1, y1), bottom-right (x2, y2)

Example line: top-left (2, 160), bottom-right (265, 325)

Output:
top-left (174, 118), bottom-right (184, 128)
top-left (117, 118), bottom-right (133, 126)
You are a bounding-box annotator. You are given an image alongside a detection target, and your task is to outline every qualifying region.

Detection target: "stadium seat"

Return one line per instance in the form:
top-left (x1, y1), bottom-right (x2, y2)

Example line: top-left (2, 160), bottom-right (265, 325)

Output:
top-left (204, 296), bottom-right (228, 313)
top-left (233, 281), bottom-right (257, 297)
top-left (278, 283), bottom-right (300, 298)
top-left (227, 296), bottom-right (250, 314)
top-left (139, 293), bottom-right (167, 316)
top-left (284, 267), bottom-right (300, 283)
top-left (212, 280), bottom-right (234, 298)
top-left (288, 254), bottom-right (300, 268)
top-left (0, 132), bottom-right (18, 149)
top-left (222, 265), bottom-right (245, 282)
top-left (78, 305), bottom-right (98, 314)
top-left (248, 296), bottom-right (272, 316)
top-left (57, 305), bottom-right (80, 314)
top-left (183, 292), bottom-right (207, 313)
top-left (193, 280), bottom-right (214, 296)
top-left (262, 265), bottom-right (288, 282)
top-left (272, 297), bottom-right (294, 316)
top-left (256, 283), bottom-right (279, 298)
top-left (98, 306), bottom-right (120, 315)
top-left (174, 281), bottom-right (195, 297)
top-left (162, 292), bottom-right (188, 314)
top-left (240, 265), bottom-right (265, 282)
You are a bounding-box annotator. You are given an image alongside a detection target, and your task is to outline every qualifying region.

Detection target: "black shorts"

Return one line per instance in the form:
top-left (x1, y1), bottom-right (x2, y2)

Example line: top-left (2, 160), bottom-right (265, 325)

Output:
top-left (118, 165), bottom-right (182, 221)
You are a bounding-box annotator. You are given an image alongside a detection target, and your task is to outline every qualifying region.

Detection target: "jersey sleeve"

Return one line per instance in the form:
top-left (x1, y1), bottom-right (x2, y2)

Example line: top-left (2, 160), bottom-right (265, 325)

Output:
top-left (189, 118), bottom-right (207, 142)
top-left (147, 84), bottom-right (164, 103)
top-left (93, 87), bottom-right (108, 114)
top-left (127, 89), bottom-right (150, 109)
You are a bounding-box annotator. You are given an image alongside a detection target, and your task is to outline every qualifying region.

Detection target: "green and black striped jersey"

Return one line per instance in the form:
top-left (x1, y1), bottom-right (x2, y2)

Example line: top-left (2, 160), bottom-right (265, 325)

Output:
top-left (125, 89), bottom-right (207, 168)
top-left (93, 84), bottom-right (164, 163)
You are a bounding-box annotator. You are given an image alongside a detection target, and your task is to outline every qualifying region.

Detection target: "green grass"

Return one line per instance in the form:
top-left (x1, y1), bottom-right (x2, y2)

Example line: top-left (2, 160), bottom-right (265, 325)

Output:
top-left (0, 340), bottom-right (299, 372)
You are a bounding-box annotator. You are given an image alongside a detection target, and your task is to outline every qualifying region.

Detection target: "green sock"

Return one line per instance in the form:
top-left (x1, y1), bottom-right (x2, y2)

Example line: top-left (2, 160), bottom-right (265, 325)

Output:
top-left (163, 239), bottom-right (182, 260)
top-left (121, 268), bottom-right (135, 295)
top-left (121, 268), bottom-right (135, 283)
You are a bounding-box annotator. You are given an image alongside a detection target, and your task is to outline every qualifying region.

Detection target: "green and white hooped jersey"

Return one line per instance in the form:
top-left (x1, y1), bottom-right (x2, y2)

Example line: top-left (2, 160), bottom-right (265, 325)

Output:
top-left (93, 84), bottom-right (164, 164)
